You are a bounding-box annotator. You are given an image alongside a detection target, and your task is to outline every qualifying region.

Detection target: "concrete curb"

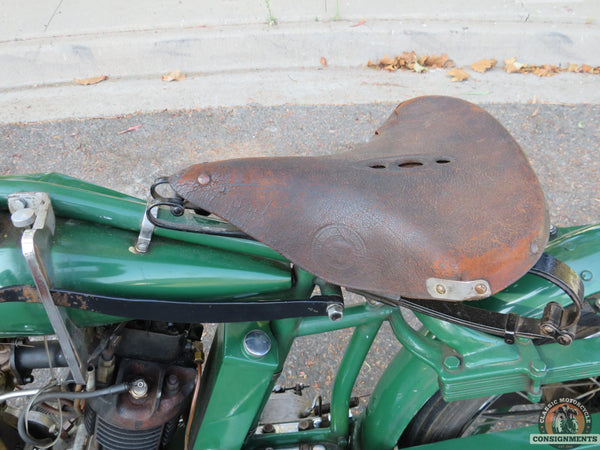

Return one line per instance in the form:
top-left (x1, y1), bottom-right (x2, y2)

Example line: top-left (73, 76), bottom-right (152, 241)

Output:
top-left (2, 68), bottom-right (599, 124)
top-left (2, 20), bottom-right (599, 89)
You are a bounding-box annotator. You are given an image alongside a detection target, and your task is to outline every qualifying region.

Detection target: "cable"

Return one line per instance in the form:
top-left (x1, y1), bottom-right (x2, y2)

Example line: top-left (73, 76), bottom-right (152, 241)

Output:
top-left (184, 363), bottom-right (202, 450)
top-left (24, 382), bottom-right (64, 449)
top-left (0, 388), bottom-right (41, 403)
top-left (17, 382), bottom-right (130, 448)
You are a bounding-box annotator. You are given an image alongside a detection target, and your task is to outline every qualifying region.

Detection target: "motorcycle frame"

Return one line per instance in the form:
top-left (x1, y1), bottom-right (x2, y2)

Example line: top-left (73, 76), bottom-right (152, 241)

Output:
top-left (1, 173), bottom-right (599, 449)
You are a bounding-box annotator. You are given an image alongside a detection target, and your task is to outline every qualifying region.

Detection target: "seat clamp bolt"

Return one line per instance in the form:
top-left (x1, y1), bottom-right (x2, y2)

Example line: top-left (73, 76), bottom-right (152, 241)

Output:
top-left (475, 283), bottom-right (488, 295)
top-left (435, 284), bottom-right (446, 295)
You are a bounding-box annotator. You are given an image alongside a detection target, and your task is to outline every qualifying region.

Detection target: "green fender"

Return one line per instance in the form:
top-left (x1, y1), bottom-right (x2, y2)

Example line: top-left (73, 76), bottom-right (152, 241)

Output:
top-left (359, 347), bottom-right (439, 449)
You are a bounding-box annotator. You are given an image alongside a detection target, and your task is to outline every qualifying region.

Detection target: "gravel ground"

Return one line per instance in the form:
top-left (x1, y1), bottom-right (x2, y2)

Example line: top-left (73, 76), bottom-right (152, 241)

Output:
top-left (1, 102), bottom-right (599, 411)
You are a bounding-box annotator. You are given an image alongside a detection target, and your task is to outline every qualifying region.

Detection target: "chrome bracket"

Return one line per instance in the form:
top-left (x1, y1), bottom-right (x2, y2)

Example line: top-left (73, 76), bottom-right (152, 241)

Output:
top-left (134, 200), bottom-right (157, 253)
top-left (9, 192), bottom-right (88, 384)
top-left (426, 277), bottom-right (491, 301)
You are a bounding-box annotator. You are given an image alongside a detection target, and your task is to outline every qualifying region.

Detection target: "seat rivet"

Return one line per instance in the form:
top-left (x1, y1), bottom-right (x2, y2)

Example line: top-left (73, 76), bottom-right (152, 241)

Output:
top-left (435, 284), bottom-right (446, 295)
top-left (475, 283), bottom-right (488, 295)
top-left (197, 173), bottom-right (211, 185)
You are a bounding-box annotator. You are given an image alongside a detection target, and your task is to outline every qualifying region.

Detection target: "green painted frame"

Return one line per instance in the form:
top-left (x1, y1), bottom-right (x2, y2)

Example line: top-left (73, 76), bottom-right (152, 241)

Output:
top-left (1, 174), bottom-right (599, 449)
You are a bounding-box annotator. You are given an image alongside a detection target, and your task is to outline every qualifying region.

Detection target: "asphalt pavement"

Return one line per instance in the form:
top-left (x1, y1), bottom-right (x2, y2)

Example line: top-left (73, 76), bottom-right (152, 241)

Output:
top-left (1, 102), bottom-right (598, 406)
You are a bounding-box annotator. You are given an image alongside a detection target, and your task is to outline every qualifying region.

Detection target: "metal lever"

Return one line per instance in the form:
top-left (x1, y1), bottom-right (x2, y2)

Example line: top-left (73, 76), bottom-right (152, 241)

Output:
top-left (9, 193), bottom-right (88, 384)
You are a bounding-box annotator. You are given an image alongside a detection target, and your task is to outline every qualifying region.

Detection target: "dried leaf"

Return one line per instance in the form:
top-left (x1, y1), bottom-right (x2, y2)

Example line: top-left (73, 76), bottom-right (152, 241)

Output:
top-left (75, 75), bottom-right (108, 85)
top-left (118, 125), bottom-right (142, 135)
top-left (504, 57), bottom-right (526, 74)
top-left (369, 53), bottom-right (600, 77)
top-left (471, 58), bottom-right (497, 73)
top-left (533, 65), bottom-right (559, 77)
top-left (400, 51), bottom-right (418, 66)
top-left (379, 54), bottom-right (395, 66)
top-left (413, 61), bottom-right (427, 73)
top-left (425, 54), bottom-right (453, 68)
top-left (351, 19), bottom-right (366, 27)
top-left (320, 57), bottom-right (328, 67)
top-left (447, 68), bottom-right (469, 82)
top-left (162, 69), bottom-right (186, 82)
top-left (367, 51), bottom-right (456, 73)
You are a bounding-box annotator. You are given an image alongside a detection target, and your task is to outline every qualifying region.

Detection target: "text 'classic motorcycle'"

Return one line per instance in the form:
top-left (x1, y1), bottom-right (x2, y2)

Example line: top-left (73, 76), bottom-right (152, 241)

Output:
top-left (0, 96), bottom-right (598, 450)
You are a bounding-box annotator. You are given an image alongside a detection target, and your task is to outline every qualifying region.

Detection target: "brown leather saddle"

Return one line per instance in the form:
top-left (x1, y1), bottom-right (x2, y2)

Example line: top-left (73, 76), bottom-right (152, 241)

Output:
top-left (169, 96), bottom-right (549, 301)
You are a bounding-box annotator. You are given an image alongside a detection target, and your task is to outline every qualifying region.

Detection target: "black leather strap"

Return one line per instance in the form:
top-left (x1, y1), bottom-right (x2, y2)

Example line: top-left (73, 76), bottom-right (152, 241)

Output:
top-left (364, 253), bottom-right (587, 345)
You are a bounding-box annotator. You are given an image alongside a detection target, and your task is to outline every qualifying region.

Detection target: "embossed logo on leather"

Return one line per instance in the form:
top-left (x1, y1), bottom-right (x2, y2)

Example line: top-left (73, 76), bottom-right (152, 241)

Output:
top-left (310, 224), bottom-right (366, 274)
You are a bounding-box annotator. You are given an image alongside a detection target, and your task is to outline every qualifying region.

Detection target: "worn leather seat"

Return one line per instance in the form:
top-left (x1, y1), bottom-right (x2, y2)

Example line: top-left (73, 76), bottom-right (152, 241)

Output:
top-left (170, 96), bottom-right (549, 301)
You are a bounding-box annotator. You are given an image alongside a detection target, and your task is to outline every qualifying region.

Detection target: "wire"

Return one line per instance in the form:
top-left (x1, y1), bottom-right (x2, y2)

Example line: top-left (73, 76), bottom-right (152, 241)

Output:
top-left (17, 382), bottom-right (130, 448)
top-left (184, 363), bottom-right (202, 450)
top-left (0, 388), bottom-right (41, 403)
top-left (43, 336), bottom-right (55, 381)
top-left (23, 382), bottom-right (62, 449)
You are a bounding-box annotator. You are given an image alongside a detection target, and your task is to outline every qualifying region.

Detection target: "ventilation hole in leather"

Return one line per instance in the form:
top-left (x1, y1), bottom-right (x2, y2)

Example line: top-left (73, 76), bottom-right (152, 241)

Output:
top-left (369, 164), bottom-right (387, 169)
top-left (436, 159), bottom-right (452, 164)
top-left (398, 161), bottom-right (423, 168)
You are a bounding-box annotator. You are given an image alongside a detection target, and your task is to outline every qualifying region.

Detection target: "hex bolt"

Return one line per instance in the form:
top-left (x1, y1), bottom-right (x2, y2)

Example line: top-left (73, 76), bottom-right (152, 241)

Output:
top-left (435, 284), bottom-right (446, 295)
top-left (197, 173), bottom-right (211, 185)
top-left (10, 198), bottom-right (28, 211)
top-left (529, 359), bottom-right (547, 376)
top-left (298, 419), bottom-right (314, 431)
top-left (443, 355), bottom-right (461, 371)
top-left (129, 378), bottom-right (149, 399)
top-left (541, 324), bottom-right (556, 335)
top-left (557, 334), bottom-right (573, 346)
top-left (166, 374), bottom-right (179, 394)
top-left (327, 304), bottom-right (344, 321)
top-left (262, 423), bottom-right (275, 434)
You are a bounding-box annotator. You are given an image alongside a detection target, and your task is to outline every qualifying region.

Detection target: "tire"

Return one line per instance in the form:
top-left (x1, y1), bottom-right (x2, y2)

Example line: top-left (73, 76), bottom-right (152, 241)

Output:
top-left (398, 379), bottom-right (600, 447)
